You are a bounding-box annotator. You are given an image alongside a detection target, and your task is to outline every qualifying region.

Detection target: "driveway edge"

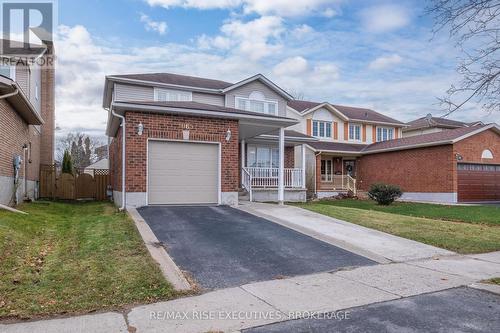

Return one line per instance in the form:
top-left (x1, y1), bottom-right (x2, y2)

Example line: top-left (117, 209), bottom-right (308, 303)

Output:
top-left (127, 208), bottom-right (191, 291)
top-left (236, 204), bottom-right (391, 264)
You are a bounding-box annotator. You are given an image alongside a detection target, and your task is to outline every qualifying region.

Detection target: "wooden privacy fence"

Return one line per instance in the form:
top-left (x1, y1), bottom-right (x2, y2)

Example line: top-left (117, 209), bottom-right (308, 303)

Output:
top-left (40, 164), bottom-right (110, 201)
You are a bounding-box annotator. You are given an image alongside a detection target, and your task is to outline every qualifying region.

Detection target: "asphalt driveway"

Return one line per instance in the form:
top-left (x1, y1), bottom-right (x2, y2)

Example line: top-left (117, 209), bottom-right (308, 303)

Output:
top-left (244, 287), bottom-right (500, 333)
top-left (138, 206), bottom-right (374, 289)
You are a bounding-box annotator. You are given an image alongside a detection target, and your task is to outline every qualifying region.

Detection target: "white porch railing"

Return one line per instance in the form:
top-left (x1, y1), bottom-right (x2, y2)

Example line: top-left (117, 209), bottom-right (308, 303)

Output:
top-left (241, 167), bottom-right (253, 202)
top-left (244, 167), bottom-right (304, 189)
top-left (321, 175), bottom-right (357, 195)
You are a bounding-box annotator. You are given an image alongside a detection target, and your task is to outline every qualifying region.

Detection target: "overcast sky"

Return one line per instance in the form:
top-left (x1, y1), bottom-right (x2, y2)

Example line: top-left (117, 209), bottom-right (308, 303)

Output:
top-left (48, 0), bottom-right (500, 137)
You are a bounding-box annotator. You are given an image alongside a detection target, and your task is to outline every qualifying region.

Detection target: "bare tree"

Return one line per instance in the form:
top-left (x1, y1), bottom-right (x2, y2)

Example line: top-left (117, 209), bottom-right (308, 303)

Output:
top-left (287, 88), bottom-right (307, 100)
top-left (426, 0), bottom-right (500, 116)
top-left (56, 133), bottom-right (104, 169)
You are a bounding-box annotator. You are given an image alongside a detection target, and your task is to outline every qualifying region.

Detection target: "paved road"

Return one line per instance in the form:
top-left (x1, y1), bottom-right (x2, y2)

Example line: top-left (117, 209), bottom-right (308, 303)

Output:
top-left (138, 205), bottom-right (374, 289)
top-left (244, 287), bottom-right (500, 333)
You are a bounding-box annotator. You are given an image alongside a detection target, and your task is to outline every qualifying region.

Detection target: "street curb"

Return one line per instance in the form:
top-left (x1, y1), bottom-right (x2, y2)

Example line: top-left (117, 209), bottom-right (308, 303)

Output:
top-left (127, 208), bottom-right (191, 291)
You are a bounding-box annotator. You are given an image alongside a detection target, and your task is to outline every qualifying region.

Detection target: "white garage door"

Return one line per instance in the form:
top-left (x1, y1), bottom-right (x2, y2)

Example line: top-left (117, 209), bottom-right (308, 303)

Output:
top-left (148, 141), bottom-right (219, 205)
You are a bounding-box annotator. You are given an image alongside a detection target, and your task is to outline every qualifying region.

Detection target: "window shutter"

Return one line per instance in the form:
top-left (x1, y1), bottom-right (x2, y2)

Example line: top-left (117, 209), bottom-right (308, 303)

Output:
top-left (372, 125), bottom-right (377, 142)
top-left (344, 123), bottom-right (349, 140)
top-left (395, 128), bottom-right (399, 139)
top-left (333, 122), bottom-right (338, 140)
top-left (362, 124), bottom-right (367, 142)
top-left (306, 119), bottom-right (312, 136)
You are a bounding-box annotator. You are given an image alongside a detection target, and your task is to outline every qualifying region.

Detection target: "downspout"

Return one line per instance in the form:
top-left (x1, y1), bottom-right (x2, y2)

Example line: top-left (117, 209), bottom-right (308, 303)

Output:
top-left (110, 106), bottom-right (126, 210)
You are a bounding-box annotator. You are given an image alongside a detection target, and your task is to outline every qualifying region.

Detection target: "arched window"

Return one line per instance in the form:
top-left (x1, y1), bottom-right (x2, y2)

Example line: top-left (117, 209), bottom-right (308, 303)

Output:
top-left (249, 91), bottom-right (265, 101)
top-left (481, 149), bottom-right (493, 159)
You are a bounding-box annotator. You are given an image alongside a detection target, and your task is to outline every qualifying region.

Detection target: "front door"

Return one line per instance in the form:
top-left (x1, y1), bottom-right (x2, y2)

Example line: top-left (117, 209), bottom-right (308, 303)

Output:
top-left (344, 160), bottom-right (356, 177)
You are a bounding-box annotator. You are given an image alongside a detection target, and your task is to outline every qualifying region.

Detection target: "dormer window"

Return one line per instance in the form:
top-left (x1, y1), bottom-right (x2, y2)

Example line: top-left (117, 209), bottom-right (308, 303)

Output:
top-left (154, 88), bottom-right (192, 102)
top-left (235, 91), bottom-right (278, 115)
top-left (312, 120), bottom-right (332, 138)
top-left (376, 127), bottom-right (394, 142)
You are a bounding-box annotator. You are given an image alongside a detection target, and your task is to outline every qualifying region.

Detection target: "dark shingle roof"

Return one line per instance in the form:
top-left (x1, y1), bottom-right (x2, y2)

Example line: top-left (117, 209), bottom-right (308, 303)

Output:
top-left (404, 116), bottom-right (470, 131)
top-left (363, 125), bottom-right (485, 152)
top-left (110, 73), bottom-right (233, 90)
top-left (288, 100), bottom-right (403, 125)
top-left (308, 141), bottom-right (368, 153)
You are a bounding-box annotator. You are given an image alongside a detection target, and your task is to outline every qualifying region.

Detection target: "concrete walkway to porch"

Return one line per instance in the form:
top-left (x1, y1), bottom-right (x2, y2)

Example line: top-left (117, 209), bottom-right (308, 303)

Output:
top-left (237, 202), bottom-right (454, 263)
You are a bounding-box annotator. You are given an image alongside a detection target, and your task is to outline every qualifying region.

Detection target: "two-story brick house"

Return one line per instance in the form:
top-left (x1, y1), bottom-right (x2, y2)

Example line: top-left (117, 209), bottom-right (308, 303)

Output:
top-left (0, 40), bottom-right (55, 206)
top-left (104, 73), bottom-right (317, 208)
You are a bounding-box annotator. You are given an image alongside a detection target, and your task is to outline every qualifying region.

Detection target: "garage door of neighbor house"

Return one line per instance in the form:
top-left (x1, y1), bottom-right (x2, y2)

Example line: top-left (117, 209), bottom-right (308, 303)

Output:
top-left (457, 163), bottom-right (500, 202)
top-left (148, 141), bottom-right (219, 205)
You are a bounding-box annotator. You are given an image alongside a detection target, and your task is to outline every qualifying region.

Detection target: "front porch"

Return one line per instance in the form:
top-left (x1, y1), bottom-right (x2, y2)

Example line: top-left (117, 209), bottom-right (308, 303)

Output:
top-left (316, 154), bottom-right (358, 198)
top-left (239, 131), bottom-right (314, 203)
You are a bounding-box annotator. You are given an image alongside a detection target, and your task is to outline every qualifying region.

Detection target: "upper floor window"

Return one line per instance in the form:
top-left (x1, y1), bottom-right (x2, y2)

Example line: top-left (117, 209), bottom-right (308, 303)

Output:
top-left (377, 127), bottom-right (394, 142)
top-left (349, 124), bottom-right (361, 141)
top-left (312, 120), bottom-right (332, 138)
top-left (35, 83), bottom-right (39, 100)
top-left (235, 91), bottom-right (278, 115)
top-left (0, 64), bottom-right (15, 80)
top-left (154, 88), bottom-right (192, 102)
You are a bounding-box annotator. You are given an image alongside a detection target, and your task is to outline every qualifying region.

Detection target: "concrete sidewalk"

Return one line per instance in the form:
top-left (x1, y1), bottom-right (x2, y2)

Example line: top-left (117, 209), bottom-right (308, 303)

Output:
top-left (3, 252), bottom-right (499, 333)
top-left (237, 202), bottom-right (454, 263)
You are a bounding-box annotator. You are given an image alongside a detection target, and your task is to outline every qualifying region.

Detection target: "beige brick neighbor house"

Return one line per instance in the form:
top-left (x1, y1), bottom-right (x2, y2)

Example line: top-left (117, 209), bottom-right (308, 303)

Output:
top-left (104, 72), bottom-right (500, 207)
top-left (0, 40), bottom-right (55, 206)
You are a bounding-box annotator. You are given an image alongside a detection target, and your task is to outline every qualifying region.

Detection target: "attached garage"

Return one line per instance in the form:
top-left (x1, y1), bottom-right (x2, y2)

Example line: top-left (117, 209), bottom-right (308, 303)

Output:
top-left (457, 163), bottom-right (500, 202)
top-left (148, 140), bottom-right (220, 205)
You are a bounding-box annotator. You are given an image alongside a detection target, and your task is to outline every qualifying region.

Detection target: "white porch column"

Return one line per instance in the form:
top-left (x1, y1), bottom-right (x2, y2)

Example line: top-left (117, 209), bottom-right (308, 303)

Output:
top-left (301, 144), bottom-right (306, 189)
top-left (240, 139), bottom-right (246, 186)
top-left (278, 127), bottom-right (285, 205)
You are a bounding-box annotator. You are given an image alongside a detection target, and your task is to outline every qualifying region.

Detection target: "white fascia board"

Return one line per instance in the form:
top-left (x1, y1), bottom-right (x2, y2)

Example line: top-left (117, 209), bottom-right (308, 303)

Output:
top-left (451, 124), bottom-right (499, 143)
top-left (222, 74), bottom-right (294, 100)
top-left (300, 103), bottom-right (350, 121)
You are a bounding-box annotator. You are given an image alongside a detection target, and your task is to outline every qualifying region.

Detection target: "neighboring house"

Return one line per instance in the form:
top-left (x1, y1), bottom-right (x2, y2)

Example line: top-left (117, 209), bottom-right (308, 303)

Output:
top-left (84, 158), bottom-right (109, 175)
top-left (104, 73), bottom-right (316, 207)
top-left (286, 100), bottom-right (406, 198)
top-left (403, 114), bottom-right (483, 137)
top-left (0, 40), bottom-right (55, 206)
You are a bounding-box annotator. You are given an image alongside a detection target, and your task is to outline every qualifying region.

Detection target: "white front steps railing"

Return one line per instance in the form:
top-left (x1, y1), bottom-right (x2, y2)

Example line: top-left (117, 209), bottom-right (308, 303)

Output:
top-left (241, 167), bottom-right (305, 202)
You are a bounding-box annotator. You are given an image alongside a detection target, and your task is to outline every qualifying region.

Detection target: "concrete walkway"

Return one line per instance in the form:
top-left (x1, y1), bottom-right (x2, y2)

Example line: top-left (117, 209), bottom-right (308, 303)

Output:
top-left (2, 252), bottom-right (499, 333)
top-left (237, 202), bottom-right (454, 263)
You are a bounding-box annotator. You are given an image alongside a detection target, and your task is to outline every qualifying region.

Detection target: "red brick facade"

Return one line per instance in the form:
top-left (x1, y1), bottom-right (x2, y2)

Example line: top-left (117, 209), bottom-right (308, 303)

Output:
top-left (109, 112), bottom-right (239, 193)
top-left (0, 101), bottom-right (41, 182)
top-left (357, 145), bottom-right (455, 192)
top-left (356, 129), bottom-right (500, 194)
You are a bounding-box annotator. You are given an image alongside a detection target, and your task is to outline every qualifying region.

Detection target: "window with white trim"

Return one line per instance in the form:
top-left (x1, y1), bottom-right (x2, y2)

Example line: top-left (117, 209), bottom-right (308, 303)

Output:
top-left (349, 124), bottom-right (361, 141)
top-left (247, 145), bottom-right (280, 168)
top-left (35, 83), bottom-right (39, 100)
top-left (321, 159), bottom-right (333, 181)
top-left (235, 91), bottom-right (278, 115)
top-left (0, 63), bottom-right (15, 80)
top-left (154, 88), bottom-right (192, 102)
top-left (312, 120), bottom-right (332, 138)
top-left (376, 127), bottom-right (394, 142)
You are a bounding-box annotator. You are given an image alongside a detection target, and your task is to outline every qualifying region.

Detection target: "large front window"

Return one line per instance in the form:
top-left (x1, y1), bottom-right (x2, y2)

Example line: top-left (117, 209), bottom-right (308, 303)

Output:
top-left (321, 159), bottom-right (333, 181)
top-left (349, 124), bottom-right (361, 141)
top-left (247, 146), bottom-right (279, 168)
top-left (376, 127), bottom-right (394, 142)
top-left (236, 97), bottom-right (277, 115)
top-left (312, 120), bottom-right (332, 138)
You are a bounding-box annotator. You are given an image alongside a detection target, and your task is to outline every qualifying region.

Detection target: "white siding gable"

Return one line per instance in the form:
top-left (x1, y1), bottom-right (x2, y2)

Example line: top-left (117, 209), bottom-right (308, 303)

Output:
top-left (225, 80), bottom-right (287, 116)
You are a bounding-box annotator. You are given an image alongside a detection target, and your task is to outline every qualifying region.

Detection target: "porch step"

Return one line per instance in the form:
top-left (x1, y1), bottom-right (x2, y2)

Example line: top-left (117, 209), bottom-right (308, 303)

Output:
top-left (239, 189), bottom-right (250, 201)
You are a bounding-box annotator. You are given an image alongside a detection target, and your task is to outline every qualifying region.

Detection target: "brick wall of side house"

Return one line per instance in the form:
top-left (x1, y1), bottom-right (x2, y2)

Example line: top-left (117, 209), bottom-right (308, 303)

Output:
top-left (121, 112), bottom-right (239, 193)
top-left (0, 100), bottom-right (41, 181)
top-left (357, 144), bottom-right (455, 192)
top-left (39, 54), bottom-right (55, 165)
top-left (453, 129), bottom-right (500, 164)
top-left (109, 128), bottom-right (122, 191)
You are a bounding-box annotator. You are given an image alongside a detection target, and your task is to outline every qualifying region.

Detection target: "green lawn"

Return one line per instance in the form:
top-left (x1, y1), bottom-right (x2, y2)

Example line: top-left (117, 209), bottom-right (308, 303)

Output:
top-left (312, 199), bottom-right (500, 226)
top-left (0, 201), bottom-right (176, 320)
top-left (486, 278), bottom-right (500, 285)
top-left (295, 201), bottom-right (500, 254)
